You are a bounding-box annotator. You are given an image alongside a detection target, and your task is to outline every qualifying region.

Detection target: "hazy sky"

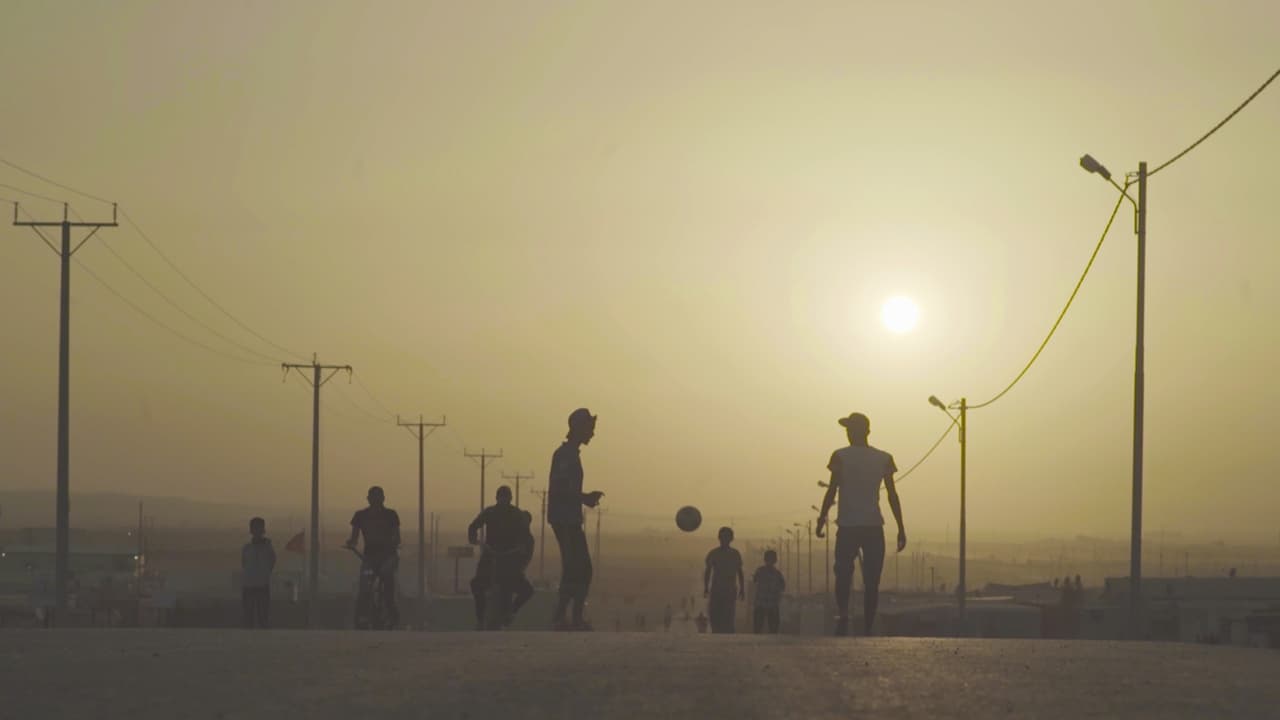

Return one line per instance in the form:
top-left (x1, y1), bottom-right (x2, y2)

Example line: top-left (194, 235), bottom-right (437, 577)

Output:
top-left (1, 1), bottom-right (1277, 540)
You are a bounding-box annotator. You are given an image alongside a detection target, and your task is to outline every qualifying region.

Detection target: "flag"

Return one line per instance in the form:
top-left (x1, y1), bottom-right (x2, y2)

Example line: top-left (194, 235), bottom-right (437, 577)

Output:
top-left (285, 531), bottom-right (305, 554)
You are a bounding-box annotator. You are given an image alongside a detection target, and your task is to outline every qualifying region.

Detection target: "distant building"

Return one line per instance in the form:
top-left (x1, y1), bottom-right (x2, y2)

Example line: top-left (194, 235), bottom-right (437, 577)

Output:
top-left (1088, 576), bottom-right (1280, 646)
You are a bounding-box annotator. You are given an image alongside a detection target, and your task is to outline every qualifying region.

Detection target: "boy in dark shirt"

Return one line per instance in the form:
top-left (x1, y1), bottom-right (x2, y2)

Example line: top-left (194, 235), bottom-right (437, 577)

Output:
top-left (345, 486), bottom-right (401, 628)
top-left (468, 486), bottom-right (535, 628)
top-left (548, 408), bottom-right (604, 630)
top-left (703, 526), bottom-right (745, 634)
top-left (752, 549), bottom-right (785, 634)
top-left (240, 517), bottom-right (275, 629)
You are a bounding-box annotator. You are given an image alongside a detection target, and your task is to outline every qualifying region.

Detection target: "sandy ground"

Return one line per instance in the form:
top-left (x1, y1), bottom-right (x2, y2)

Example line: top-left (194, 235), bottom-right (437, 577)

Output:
top-left (2, 630), bottom-right (1278, 720)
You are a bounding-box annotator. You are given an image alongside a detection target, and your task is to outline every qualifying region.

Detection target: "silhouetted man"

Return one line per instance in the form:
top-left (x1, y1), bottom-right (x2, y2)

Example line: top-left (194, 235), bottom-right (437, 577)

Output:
top-left (816, 412), bottom-right (906, 636)
top-left (240, 517), bottom-right (275, 629)
top-left (548, 408), bottom-right (604, 630)
top-left (346, 486), bottom-right (401, 629)
top-left (468, 486), bottom-right (535, 629)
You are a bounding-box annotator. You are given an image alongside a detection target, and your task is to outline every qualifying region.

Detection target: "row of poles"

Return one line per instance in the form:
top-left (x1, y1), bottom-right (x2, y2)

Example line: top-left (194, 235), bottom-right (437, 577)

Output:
top-left (1, 153), bottom-right (1155, 636)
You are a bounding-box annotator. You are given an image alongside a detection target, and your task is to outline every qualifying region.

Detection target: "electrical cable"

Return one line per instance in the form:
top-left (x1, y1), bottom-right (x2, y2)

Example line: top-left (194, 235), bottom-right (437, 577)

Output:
top-left (98, 240), bottom-right (283, 363)
top-left (1149, 67), bottom-right (1280, 177)
top-left (75, 257), bottom-right (274, 367)
top-left (0, 182), bottom-right (65, 207)
top-left (0, 156), bottom-right (114, 205)
top-left (119, 209), bottom-right (309, 362)
top-left (968, 188), bottom-right (1128, 410)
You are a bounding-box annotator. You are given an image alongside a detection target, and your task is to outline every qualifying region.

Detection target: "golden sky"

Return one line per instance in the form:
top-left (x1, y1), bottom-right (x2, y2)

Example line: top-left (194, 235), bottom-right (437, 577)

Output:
top-left (1, 1), bottom-right (1277, 539)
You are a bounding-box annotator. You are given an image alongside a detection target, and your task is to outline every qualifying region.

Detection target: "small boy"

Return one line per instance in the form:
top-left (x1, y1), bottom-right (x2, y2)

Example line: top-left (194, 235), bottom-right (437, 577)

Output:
top-left (241, 517), bottom-right (276, 629)
top-left (703, 526), bottom-right (745, 634)
top-left (752, 549), bottom-right (786, 634)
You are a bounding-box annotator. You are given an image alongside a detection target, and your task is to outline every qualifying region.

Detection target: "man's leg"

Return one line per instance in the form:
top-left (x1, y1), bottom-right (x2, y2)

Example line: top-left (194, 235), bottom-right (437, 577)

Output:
top-left (381, 560), bottom-right (400, 628)
top-left (859, 528), bottom-right (886, 637)
top-left (832, 526), bottom-right (857, 634)
top-left (256, 587), bottom-right (271, 629)
top-left (471, 554), bottom-right (492, 627)
top-left (753, 606), bottom-right (765, 634)
top-left (241, 588), bottom-right (254, 629)
top-left (572, 526), bottom-right (593, 625)
top-left (768, 607), bottom-right (780, 634)
top-left (551, 524), bottom-right (574, 625)
top-left (511, 574), bottom-right (534, 617)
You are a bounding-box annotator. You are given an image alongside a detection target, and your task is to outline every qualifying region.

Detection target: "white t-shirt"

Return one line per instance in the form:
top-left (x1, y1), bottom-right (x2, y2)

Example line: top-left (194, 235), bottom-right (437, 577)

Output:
top-left (828, 444), bottom-right (897, 527)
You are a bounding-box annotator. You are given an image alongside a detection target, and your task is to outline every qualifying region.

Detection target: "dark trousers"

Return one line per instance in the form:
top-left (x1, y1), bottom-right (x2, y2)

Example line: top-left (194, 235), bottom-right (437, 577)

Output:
top-left (553, 523), bottom-right (593, 622)
top-left (753, 606), bottom-right (780, 634)
top-left (708, 591), bottom-right (736, 634)
top-left (471, 554), bottom-right (535, 625)
top-left (241, 586), bottom-right (270, 629)
top-left (356, 554), bottom-right (400, 627)
top-left (834, 526), bottom-right (885, 635)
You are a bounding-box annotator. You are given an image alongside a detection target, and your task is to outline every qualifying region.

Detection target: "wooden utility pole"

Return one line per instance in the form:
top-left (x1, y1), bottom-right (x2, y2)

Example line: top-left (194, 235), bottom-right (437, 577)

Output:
top-left (397, 414), bottom-right (445, 617)
top-left (281, 355), bottom-right (352, 620)
top-left (13, 203), bottom-right (117, 611)
top-left (501, 471), bottom-right (534, 508)
top-left (530, 488), bottom-right (548, 581)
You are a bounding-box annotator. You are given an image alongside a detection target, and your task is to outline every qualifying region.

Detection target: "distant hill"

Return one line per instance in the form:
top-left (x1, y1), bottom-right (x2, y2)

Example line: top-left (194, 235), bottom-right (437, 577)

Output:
top-left (0, 490), bottom-right (299, 530)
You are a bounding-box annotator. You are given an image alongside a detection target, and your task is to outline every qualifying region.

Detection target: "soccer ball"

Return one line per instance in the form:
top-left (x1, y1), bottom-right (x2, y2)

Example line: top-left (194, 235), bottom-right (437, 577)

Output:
top-left (675, 506), bottom-right (702, 533)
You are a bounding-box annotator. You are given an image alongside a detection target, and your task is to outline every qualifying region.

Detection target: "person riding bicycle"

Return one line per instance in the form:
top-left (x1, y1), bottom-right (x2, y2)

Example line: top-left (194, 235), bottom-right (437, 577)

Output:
top-left (468, 486), bottom-right (533, 629)
top-left (345, 486), bottom-right (401, 629)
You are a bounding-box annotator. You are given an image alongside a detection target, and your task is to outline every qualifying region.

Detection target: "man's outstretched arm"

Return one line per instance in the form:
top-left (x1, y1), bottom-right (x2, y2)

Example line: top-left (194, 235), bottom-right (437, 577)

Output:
top-left (815, 470), bottom-right (839, 537)
top-left (467, 510), bottom-right (487, 545)
top-left (884, 474), bottom-right (907, 552)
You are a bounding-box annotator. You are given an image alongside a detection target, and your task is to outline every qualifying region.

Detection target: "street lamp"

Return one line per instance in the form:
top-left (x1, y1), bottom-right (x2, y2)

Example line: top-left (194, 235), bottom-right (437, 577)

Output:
top-left (928, 395), bottom-right (967, 620)
top-left (793, 521), bottom-right (813, 594)
top-left (1080, 152), bottom-right (1146, 638)
top-left (811, 505), bottom-right (830, 596)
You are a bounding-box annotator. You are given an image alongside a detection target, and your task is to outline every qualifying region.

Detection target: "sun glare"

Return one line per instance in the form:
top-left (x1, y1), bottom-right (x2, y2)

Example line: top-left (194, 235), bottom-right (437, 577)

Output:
top-left (881, 295), bottom-right (920, 334)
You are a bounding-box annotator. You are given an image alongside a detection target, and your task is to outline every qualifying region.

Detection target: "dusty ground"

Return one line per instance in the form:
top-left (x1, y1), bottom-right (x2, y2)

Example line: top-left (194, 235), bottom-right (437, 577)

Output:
top-left (2, 630), bottom-right (1277, 719)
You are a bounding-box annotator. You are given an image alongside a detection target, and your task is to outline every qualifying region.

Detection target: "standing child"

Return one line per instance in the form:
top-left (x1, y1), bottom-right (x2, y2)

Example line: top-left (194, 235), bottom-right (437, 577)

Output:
top-left (703, 526), bottom-right (745, 634)
top-left (241, 517), bottom-right (276, 629)
top-left (752, 549), bottom-right (786, 634)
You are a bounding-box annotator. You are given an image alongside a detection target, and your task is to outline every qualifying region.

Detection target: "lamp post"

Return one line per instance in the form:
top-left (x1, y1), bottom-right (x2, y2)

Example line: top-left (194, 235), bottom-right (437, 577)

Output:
top-left (1080, 153), bottom-right (1146, 638)
top-left (811, 505), bottom-right (829, 595)
top-left (794, 521), bottom-right (813, 594)
top-left (928, 395), bottom-right (966, 620)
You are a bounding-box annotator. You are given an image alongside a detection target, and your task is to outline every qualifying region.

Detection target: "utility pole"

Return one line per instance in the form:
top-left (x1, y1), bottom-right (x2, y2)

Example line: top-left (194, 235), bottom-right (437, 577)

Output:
top-left (959, 397), bottom-right (967, 619)
top-left (13, 202), bottom-right (117, 612)
top-left (1130, 161), bottom-right (1148, 637)
top-left (530, 488), bottom-right (549, 581)
top-left (397, 414), bottom-right (445, 621)
top-left (282, 355), bottom-right (352, 621)
top-left (808, 521), bottom-right (814, 594)
top-left (502, 471), bottom-right (534, 508)
top-left (463, 448), bottom-right (503, 515)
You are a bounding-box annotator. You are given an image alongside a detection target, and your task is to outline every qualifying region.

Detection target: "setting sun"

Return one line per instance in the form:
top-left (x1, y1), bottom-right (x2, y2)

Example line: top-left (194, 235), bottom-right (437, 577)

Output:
top-left (881, 295), bottom-right (920, 334)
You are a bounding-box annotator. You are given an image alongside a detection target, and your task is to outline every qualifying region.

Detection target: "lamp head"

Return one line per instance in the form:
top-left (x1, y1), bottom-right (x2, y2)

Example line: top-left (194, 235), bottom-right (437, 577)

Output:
top-left (929, 395), bottom-right (946, 410)
top-left (1079, 154), bottom-right (1112, 181)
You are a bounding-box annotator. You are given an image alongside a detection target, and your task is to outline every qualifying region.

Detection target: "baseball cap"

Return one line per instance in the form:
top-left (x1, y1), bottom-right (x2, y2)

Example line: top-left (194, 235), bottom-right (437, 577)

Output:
top-left (568, 408), bottom-right (597, 426)
top-left (837, 412), bottom-right (870, 431)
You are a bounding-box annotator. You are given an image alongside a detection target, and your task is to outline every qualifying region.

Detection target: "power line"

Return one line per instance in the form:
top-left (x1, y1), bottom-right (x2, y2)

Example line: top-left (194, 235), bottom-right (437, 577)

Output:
top-left (1150, 67), bottom-right (1280, 177)
top-left (119, 209), bottom-right (308, 362)
top-left (968, 189), bottom-right (1128, 410)
top-left (0, 156), bottom-right (114, 205)
top-left (895, 420), bottom-right (958, 485)
top-left (351, 372), bottom-right (397, 420)
top-left (76, 257), bottom-right (273, 367)
top-left (97, 240), bottom-right (282, 363)
top-left (330, 382), bottom-right (395, 425)
top-left (0, 182), bottom-right (65, 206)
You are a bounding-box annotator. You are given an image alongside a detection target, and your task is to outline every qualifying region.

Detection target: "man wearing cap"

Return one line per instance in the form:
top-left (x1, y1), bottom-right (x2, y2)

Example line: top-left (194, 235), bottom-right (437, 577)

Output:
top-left (548, 408), bottom-right (605, 630)
top-left (815, 412), bottom-right (907, 636)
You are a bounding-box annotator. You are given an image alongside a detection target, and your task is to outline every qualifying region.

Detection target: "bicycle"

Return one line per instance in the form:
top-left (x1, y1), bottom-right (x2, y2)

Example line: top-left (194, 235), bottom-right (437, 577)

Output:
top-left (480, 544), bottom-right (527, 631)
top-left (345, 545), bottom-right (394, 630)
